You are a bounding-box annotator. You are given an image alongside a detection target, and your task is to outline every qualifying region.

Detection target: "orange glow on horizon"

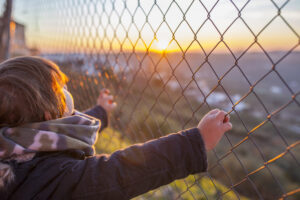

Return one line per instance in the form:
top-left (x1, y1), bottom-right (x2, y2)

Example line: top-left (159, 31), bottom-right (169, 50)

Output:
top-left (26, 32), bottom-right (299, 55)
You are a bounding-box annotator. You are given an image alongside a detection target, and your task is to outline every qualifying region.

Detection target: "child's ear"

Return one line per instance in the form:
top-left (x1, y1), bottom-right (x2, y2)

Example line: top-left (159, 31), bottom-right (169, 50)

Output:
top-left (44, 111), bottom-right (52, 121)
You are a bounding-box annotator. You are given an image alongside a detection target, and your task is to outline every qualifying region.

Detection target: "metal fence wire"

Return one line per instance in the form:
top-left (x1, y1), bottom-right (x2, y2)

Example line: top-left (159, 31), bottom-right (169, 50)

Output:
top-left (2, 0), bottom-right (300, 199)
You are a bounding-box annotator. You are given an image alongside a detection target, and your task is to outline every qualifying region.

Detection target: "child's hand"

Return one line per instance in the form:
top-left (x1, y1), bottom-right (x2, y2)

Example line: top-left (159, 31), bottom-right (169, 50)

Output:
top-left (197, 109), bottom-right (232, 151)
top-left (97, 89), bottom-right (117, 112)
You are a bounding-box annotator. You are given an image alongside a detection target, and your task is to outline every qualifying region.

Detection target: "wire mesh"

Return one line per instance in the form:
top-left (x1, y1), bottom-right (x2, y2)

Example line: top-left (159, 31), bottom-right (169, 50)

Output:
top-left (3, 0), bottom-right (300, 199)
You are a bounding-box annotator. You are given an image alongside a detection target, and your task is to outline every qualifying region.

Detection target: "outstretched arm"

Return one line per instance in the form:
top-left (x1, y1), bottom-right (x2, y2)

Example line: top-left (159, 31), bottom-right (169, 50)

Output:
top-left (72, 109), bottom-right (232, 199)
top-left (72, 128), bottom-right (207, 199)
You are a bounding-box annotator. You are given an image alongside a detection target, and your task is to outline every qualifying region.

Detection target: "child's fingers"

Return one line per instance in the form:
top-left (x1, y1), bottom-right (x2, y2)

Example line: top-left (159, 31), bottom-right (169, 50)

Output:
top-left (104, 89), bottom-right (110, 94)
top-left (111, 102), bottom-right (117, 108)
top-left (223, 115), bottom-right (230, 123)
top-left (222, 122), bottom-right (232, 132)
top-left (105, 95), bottom-right (114, 101)
top-left (209, 109), bottom-right (219, 115)
top-left (100, 88), bottom-right (110, 94)
top-left (108, 99), bottom-right (113, 104)
top-left (216, 110), bottom-right (226, 120)
top-left (100, 93), bottom-right (113, 100)
top-left (105, 101), bottom-right (117, 110)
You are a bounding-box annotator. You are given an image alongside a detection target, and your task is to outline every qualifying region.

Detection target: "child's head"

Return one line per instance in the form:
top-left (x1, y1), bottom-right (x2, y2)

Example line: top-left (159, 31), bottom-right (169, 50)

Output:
top-left (0, 56), bottom-right (69, 127)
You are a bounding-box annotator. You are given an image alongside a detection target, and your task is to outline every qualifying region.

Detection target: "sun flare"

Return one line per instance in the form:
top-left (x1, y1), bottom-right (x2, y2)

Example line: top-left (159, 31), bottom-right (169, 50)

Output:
top-left (156, 40), bottom-right (169, 51)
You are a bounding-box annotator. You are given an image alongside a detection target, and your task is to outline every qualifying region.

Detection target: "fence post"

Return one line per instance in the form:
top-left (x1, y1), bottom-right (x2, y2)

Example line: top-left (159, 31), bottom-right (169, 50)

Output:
top-left (0, 0), bottom-right (13, 61)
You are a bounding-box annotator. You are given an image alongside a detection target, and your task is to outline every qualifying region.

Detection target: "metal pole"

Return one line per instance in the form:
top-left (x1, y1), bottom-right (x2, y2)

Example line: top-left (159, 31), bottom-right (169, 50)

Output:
top-left (3, 0), bottom-right (13, 60)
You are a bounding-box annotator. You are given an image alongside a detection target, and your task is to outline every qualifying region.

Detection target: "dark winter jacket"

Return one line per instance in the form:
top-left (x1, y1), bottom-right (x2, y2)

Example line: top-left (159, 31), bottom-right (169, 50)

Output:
top-left (0, 106), bottom-right (207, 200)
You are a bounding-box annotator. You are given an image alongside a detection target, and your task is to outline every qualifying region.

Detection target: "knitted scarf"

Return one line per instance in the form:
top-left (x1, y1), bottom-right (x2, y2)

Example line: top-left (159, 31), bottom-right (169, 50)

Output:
top-left (0, 111), bottom-right (101, 161)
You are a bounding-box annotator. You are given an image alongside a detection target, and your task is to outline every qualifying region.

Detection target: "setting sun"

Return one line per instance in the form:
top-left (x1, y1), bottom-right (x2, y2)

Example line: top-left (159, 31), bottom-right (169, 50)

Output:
top-left (156, 40), bottom-right (169, 51)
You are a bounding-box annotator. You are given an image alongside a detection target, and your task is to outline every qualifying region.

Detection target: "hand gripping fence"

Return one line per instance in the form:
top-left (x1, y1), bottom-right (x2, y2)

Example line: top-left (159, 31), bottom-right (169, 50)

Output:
top-left (1, 0), bottom-right (300, 199)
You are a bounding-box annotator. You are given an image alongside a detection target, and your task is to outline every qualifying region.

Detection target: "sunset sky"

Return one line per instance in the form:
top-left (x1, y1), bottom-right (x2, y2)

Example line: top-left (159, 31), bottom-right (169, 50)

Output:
top-left (10, 0), bottom-right (300, 54)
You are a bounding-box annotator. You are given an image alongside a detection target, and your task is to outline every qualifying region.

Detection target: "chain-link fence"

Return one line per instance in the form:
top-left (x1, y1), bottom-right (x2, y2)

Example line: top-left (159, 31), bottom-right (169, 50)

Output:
top-left (2, 0), bottom-right (300, 199)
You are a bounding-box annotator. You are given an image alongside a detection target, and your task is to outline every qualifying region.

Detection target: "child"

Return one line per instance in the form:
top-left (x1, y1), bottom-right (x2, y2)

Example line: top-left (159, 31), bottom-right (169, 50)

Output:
top-left (0, 56), bottom-right (232, 200)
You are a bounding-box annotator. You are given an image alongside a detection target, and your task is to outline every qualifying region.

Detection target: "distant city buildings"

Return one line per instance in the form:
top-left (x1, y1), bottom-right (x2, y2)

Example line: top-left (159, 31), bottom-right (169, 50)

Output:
top-left (9, 20), bottom-right (28, 56)
top-left (0, 18), bottom-right (39, 57)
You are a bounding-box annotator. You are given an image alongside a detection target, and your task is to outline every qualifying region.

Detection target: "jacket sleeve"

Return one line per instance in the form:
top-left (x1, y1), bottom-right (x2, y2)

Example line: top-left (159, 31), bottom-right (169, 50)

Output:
top-left (72, 128), bottom-right (207, 199)
top-left (84, 105), bottom-right (108, 131)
